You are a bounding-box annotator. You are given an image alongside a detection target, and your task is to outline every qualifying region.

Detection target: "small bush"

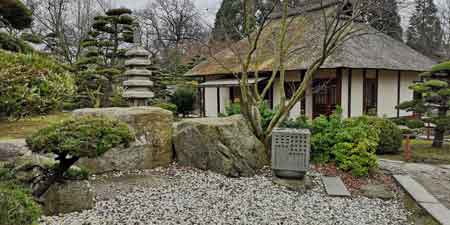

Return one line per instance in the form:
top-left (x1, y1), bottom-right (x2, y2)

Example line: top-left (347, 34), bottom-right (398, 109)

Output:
top-left (223, 103), bottom-right (241, 116)
top-left (310, 110), bottom-right (344, 163)
top-left (0, 50), bottom-right (75, 119)
top-left (281, 116), bottom-right (311, 130)
top-left (0, 183), bottom-right (41, 225)
top-left (152, 102), bottom-right (177, 113)
top-left (26, 116), bottom-right (134, 197)
top-left (363, 117), bottom-right (403, 154)
top-left (170, 85), bottom-right (197, 117)
top-left (332, 118), bottom-right (379, 177)
top-left (222, 101), bottom-right (275, 130)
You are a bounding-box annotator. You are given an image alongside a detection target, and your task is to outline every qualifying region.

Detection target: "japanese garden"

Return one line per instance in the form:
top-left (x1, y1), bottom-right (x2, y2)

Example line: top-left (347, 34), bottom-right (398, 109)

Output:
top-left (0, 0), bottom-right (449, 225)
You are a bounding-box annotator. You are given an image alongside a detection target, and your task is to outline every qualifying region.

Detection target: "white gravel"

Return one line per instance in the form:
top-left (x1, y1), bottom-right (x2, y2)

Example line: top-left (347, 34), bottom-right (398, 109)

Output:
top-left (41, 166), bottom-right (411, 225)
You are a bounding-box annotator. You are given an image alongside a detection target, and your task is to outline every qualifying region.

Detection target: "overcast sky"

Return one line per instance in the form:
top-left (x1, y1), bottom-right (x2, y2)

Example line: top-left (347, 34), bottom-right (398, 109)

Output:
top-left (111, 0), bottom-right (445, 28)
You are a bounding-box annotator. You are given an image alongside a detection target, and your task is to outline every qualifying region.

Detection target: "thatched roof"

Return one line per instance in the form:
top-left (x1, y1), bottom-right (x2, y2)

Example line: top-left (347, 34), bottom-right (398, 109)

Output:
top-left (187, 7), bottom-right (435, 77)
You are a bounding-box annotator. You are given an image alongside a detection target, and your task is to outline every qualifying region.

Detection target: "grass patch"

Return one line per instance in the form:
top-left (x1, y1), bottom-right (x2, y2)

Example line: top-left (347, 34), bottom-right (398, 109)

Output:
top-left (379, 139), bottom-right (450, 164)
top-left (0, 113), bottom-right (71, 140)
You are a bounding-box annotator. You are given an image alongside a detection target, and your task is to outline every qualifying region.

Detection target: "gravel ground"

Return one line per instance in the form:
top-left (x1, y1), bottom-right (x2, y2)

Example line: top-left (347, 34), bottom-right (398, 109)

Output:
top-left (41, 165), bottom-right (411, 225)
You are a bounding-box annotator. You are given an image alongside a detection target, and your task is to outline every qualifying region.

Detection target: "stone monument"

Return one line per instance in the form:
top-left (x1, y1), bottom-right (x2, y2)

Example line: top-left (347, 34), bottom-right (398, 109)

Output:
top-left (123, 28), bottom-right (154, 106)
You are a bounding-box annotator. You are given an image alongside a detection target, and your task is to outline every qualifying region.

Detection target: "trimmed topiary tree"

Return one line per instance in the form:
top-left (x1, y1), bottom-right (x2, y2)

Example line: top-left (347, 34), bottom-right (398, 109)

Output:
top-left (26, 116), bottom-right (134, 198)
top-left (170, 85), bottom-right (197, 117)
top-left (364, 117), bottom-right (403, 154)
top-left (398, 61), bottom-right (450, 148)
top-left (0, 183), bottom-right (41, 225)
top-left (76, 7), bottom-right (135, 107)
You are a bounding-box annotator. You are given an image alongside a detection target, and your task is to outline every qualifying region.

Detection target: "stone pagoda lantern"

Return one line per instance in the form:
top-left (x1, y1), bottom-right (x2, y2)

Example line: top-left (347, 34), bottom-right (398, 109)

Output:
top-left (123, 46), bottom-right (155, 106)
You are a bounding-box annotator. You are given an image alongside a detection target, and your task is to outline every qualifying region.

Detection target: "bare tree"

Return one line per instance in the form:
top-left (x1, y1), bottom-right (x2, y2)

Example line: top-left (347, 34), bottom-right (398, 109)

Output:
top-left (135, 0), bottom-right (208, 66)
top-left (439, 0), bottom-right (450, 59)
top-left (203, 0), bottom-right (384, 146)
top-left (27, 0), bottom-right (101, 64)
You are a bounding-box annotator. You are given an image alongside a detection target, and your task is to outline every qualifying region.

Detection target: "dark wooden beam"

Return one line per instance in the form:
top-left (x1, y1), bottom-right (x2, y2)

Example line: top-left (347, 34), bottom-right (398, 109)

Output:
top-left (363, 69), bottom-right (367, 114)
top-left (397, 71), bottom-right (401, 118)
top-left (301, 70), bottom-right (306, 116)
top-left (217, 87), bottom-right (220, 115)
top-left (336, 68), bottom-right (342, 106)
top-left (375, 69), bottom-right (379, 115)
top-left (348, 69), bottom-right (352, 118)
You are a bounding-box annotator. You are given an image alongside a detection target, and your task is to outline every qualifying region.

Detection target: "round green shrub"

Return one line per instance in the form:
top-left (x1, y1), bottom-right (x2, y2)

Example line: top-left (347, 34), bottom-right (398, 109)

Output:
top-left (0, 183), bottom-right (41, 225)
top-left (170, 85), bottom-right (197, 117)
top-left (26, 116), bottom-right (134, 158)
top-left (0, 50), bottom-right (75, 119)
top-left (363, 117), bottom-right (403, 154)
top-left (332, 118), bottom-right (379, 177)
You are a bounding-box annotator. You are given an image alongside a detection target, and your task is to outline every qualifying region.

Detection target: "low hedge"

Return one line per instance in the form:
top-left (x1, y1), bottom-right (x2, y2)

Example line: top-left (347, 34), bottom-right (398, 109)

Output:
top-left (0, 50), bottom-right (75, 119)
top-left (363, 117), bottom-right (403, 154)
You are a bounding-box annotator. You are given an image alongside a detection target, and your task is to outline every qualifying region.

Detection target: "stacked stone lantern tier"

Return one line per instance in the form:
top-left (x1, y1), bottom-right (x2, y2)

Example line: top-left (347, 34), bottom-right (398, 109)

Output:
top-left (123, 47), bottom-right (155, 104)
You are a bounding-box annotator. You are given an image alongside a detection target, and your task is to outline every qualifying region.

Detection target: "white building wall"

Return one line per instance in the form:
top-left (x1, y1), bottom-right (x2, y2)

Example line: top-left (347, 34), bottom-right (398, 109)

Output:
top-left (399, 72), bottom-right (417, 117)
top-left (341, 69), bottom-right (349, 118)
top-left (350, 69), bottom-right (364, 117)
top-left (377, 70), bottom-right (398, 118)
top-left (219, 87), bottom-right (230, 115)
top-left (204, 87), bottom-right (218, 117)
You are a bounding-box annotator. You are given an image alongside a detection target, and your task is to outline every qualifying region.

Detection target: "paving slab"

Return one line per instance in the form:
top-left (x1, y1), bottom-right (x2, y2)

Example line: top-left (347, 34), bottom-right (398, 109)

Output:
top-left (322, 176), bottom-right (351, 197)
top-left (420, 203), bottom-right (450, 225)
top-left (393, 175), bottom-right (439, 204)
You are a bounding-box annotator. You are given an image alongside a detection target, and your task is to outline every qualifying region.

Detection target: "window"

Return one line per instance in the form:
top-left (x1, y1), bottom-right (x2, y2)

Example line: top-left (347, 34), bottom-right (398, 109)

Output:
top-left (363, 71), bottom-right (378, 115)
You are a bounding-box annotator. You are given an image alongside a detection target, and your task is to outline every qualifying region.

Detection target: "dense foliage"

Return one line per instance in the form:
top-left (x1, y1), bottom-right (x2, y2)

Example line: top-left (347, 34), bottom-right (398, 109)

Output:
top-left (398, 61), bottom-right (450, 148)
top-left (76, 8), bottom-right (135, 107)
top-left (170, 85), bottom-right (197, 117)
top-left (332, 117), bottom-right (379, 177)
top-left (0, 50), bottom-right (75, 119)
top-left (284, 109), bottom-right (380, 177)
top-left (223, 101), bottom-right (275, 130)
top-left (364, 117), bottom-right (403, 154)
top-left (153, 102), bottom-right (177, 113)
top-left (26, 116), bottom-right (134, 197)
top-left (0, 183), bottom-right (41, 225)
top-left (0, 32), bottom-right (34, 53)
top-left (406, 0), bottom-right (443, 59)
top-left (0, 0), bottom-right (32, 30)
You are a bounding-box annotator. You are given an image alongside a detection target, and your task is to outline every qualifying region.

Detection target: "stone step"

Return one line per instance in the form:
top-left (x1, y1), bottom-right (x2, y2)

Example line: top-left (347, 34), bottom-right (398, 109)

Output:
top-left (322, 176), bottom-right (351, 197)
top-left (394, 175), bottom-right (450, 225)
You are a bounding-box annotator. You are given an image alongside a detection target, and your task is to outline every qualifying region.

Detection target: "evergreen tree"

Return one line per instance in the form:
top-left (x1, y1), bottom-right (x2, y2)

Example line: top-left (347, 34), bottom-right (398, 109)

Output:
top-left (212, 0), bottom-right (277, 42)
top-left (364, 0), bottom-right (403, 41)
top-left (76, 8), bottom-right (135, 107)
top-left (212, 0), bottom-right (243, 41)
top-left (398, 61), bottom-right (450, 148)
top-left (0, 0), bottom-right (32, 30)
top-left (406, 0), bottom-right (443, 58)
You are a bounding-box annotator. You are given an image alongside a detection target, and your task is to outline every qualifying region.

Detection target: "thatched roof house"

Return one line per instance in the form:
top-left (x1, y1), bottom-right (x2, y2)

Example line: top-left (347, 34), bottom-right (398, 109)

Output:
top-left (187, 0), bottom-right (436, 119)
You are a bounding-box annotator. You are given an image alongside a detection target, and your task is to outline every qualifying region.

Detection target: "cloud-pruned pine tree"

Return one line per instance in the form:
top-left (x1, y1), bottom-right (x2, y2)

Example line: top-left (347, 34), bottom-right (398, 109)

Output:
top-left (76, 8), bottom-right (135, 107)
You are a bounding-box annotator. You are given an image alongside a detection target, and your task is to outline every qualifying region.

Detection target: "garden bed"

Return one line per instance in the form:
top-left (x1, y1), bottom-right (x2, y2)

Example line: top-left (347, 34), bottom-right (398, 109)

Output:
top-left (41, 165), bottom-right (410, 225)
top-left (379, 139), bottom-right (450, 164)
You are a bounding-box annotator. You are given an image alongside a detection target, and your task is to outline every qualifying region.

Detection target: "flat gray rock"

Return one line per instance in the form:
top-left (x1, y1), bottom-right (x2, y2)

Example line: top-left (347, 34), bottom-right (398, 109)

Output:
top-left (394, 175), bottom-right (439, 203)
top-left (420, 203), bottom-right (450, 225)
top-left (360, 184), bottom-right (395, 200)
top-left (322, 177), bottom-right (351, 197)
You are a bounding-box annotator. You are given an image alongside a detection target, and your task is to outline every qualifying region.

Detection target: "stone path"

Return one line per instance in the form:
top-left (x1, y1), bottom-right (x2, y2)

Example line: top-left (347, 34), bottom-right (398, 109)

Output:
top-left (379, 159), bottom-right (450, 209)
top-left (394, 175), bottom-right (450, 225)
top-left (322, 177), bottom-right (351, 197)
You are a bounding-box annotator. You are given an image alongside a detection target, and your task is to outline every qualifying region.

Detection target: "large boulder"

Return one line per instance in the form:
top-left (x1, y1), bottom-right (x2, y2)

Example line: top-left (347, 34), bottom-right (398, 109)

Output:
top-left (73, 107), bottom-right (173, 174)
top-left (0, 139), bottom-right (30, 163)
top-left (42, 180), bottom-right (94, 215)
top-left (173, 115), bottom-right (269, 177)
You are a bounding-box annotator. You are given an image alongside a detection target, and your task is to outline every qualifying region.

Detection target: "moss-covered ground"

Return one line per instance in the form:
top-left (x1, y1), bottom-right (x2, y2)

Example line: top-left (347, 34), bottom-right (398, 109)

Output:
top-left (379, 139), bottom-right (450, 164)
top-left (0, 113), bottom-right (70, 140)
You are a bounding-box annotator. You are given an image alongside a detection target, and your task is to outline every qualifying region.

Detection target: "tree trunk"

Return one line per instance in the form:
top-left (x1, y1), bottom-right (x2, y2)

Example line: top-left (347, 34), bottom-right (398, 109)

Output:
top-left (102, 82), bottom-right (114, 107)
top-left (32, 156), bottom-right (79, 198)
top-left (432, 128), bottom-right (445, 148)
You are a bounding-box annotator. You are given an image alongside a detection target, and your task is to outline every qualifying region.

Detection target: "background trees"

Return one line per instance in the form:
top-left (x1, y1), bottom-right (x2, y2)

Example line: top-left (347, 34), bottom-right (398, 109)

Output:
top-left (406, 0), bottom-right (443, 59)
top-left (363, 0), bottom-right (403, 41)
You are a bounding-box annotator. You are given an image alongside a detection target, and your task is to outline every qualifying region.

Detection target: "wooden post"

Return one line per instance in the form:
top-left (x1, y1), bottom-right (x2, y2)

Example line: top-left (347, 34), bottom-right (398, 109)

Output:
top-left (404, 135), bottom-right (412, 162)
